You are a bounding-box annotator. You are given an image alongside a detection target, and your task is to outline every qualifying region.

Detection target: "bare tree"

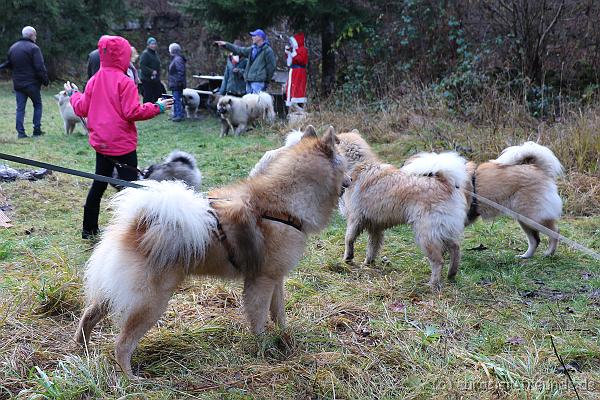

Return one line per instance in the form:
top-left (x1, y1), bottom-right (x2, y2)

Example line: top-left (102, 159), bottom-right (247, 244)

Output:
top-left (481, 0), bottom-right (566, 83)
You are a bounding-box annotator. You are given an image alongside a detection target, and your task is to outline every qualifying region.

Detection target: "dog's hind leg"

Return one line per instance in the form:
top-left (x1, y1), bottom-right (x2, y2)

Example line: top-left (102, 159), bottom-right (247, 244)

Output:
top-left (114, 273), bottom-right (182, 378)
top-left (517, 221), bottom-right (540, 258)
top-left (244, 275), bottom-right (276, 334)
top-left (343, 219), bottom-right (363, 263)
top-left (74, 300), bottom-right (108, 345)
top-left (422, 242), bottom-right (445, 292)
top-left (364, 228), bottom-right (384, 265)
top-left (269, 276), bottom-right (286, 328)
top-left (446, 240), bottom-right (461, 281)
top-left (542, 219), bottom-right (559, 256)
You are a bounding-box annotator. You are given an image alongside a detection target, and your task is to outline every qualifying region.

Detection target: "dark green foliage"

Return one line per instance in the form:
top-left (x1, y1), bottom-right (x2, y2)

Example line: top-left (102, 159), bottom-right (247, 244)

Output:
top-left (0, 0), bottom-right (130, 79)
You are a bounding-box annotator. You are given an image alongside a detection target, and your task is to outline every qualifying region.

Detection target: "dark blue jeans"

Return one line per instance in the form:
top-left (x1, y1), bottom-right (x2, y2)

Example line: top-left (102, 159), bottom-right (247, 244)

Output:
top-left (15, 84), bottom-right (42, 134)
top-left (172, 89), bottom-right (184, 119)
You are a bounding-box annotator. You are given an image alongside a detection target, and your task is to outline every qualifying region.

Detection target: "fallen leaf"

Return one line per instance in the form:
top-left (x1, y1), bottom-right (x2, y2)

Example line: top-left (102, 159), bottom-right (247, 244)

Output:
top-left (506, 336), bottom-right (525, 346)
top-left (388, 301), bottom-right (406, 313)
top-left (467, 244), bottom-right (487, 251)
top-left (555, 361), bottom-right (581, 374)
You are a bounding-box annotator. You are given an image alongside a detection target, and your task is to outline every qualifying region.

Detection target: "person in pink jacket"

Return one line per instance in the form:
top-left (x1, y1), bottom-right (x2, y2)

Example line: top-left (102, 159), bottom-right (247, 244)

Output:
top-left (64, 35), bottom-right (173, 239)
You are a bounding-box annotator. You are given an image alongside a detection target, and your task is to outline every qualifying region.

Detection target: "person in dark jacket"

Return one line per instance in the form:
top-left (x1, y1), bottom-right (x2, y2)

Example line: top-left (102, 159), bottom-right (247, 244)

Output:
top-left (168, 43), bottom-right (186, 122)
top-left (218, 41), bottom-right (247, 97)
top-left (87, 49), bottom-right (100, 79)
top-left (0, 26), bottom-right (49, 138)
top-left (215, 29), bottom-right (276, 94)
top-left (139, 37), bottom-right (162, 103)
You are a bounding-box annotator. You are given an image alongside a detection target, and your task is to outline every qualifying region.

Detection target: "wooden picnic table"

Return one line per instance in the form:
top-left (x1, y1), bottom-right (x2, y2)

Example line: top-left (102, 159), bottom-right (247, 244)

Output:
top-left (193, 75), bottom-right (224, 93)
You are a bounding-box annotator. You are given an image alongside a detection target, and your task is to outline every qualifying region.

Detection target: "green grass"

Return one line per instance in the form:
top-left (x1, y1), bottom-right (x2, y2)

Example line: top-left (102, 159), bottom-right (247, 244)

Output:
top-left (0, 82), bottom-right (599, 399)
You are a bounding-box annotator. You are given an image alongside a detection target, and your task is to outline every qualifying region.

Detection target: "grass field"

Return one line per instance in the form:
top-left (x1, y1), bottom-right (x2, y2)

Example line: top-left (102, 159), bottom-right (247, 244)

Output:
top-left (0, 82), bottom-right (599, 399)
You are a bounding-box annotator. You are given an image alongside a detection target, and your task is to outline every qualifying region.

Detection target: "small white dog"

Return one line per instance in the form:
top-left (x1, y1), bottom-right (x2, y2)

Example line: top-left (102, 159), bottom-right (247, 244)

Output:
top-left (217, 92), bottom-right (276, 137)
top-left (182, 88), bottom-right (200, 119)
top-left (54, 90), bottom-right (87, 135)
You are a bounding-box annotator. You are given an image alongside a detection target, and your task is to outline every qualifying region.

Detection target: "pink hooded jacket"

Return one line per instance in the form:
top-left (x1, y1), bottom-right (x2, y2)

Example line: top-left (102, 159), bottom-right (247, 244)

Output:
top-left (71, 36), bottom-right (161, 156)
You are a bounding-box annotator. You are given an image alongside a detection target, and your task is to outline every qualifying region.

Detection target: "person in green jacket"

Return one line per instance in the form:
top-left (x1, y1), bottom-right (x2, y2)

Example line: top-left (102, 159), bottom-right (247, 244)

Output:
top-left (218, 41), bottom-right (248, 97)
top-left (215, 29), bottom-right (276, 94)
top-left (139, 37), bottom-right (162, 103)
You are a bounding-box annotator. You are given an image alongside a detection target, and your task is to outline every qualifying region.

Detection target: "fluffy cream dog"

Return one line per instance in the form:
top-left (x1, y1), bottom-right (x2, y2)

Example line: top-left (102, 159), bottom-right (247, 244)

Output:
top-left (337, 131), bottom-right (468, 290)
top-left (217, 92), bottom-right (275, 137)
top-left (54, 90), bottom-right (87, 134)
top-left (464, 141), bottom-right (563, 258)
top-left (74, 126), bottom-right (349, 377)
top-left (182, 88), bottom-right (200, 119)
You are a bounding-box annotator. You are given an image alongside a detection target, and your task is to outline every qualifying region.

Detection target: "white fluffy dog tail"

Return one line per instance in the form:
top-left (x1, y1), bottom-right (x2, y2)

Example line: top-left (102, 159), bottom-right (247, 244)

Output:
top-left (84, 181), bottom-right (217, 318)
top-left (401, 152), bottom-right (468, 188)
top-left (258, 92), bottom-right (276, 122)
top-left (284, 129), bottom-right (304, 147)
top-left (249, 129), bottom-right (304, 177)
top-left (494, 141), bottom-right (563, 179)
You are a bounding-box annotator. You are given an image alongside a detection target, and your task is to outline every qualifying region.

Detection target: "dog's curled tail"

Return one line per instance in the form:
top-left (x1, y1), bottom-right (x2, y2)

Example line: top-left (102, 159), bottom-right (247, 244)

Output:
top-left (165, 150), bottom-right (198, 169)
top-left (83, 180), bottom-right (216, 320)
top-left (258, 92), bottom-right (276, 122)
top-left (401, 152), bottom-right (468, 188)
top-left (495, 141), bottom-right (563, 179)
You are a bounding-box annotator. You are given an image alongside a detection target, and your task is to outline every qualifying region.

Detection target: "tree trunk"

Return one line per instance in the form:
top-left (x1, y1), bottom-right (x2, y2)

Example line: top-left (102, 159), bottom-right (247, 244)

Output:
top-left (321, 14), bottom-right (335, 96)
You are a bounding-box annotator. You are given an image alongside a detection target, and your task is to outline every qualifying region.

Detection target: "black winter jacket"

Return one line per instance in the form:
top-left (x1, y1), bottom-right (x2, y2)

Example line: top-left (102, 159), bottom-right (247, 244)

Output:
top-left (2, 38), bottom-right (49, 90)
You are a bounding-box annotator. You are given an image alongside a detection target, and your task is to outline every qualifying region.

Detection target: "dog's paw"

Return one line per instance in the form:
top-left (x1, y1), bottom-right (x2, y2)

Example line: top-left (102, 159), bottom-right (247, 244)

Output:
top-left (428, 280), bottom-right (443, 293)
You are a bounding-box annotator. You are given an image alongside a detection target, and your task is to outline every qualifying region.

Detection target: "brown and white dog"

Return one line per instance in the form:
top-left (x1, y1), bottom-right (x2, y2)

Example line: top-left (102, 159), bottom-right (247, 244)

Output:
top-left (337, 131), bottom-right (468, 291)
top-left (464, 141), bottom-right (563, 258)
top-left (74, 126), bottom-right (349, 377)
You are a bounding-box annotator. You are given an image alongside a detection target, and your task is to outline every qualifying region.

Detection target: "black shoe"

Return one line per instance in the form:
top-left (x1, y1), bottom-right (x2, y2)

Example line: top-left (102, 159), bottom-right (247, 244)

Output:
top-left (17, 133), bottom-right (28, 138)
top-left (172, 117), bottom-right (184, 122)
top-left (81, 228), bottom-right (100, 240)
top-left (32, 130), bottom-right (45, 136)
top-left (82, 206), bottom-right (100, 239)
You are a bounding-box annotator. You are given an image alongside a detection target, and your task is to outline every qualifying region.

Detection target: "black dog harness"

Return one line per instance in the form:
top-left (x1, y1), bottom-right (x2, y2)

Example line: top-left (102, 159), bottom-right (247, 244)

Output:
top-left (208, 199), bottom-right (303, 270)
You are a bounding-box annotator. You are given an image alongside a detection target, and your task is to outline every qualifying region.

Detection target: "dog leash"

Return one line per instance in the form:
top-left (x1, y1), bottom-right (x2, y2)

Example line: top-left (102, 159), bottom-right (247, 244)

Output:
top-left (0, 153), bottom-right (143, 189)
top-left (104, 156), bottom-right (144, 176)
top-left (464, 187), bottom-right (600, 261)
top-left (2, 152), bottom-right (597, 260)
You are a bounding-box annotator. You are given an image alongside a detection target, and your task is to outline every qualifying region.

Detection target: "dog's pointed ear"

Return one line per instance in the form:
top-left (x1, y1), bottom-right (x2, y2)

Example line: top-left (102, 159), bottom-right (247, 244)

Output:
top-left (321, 126), bottom-right (337, 154)
top-left (351, 128), bottom-right (359, 134)
top-left (301, 125), bottom-right (317, 140)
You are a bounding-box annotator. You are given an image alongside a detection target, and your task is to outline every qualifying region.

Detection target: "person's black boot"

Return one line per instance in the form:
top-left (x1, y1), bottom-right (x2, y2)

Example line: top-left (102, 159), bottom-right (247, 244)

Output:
top-left (82, 206), bottom-right (100, 239)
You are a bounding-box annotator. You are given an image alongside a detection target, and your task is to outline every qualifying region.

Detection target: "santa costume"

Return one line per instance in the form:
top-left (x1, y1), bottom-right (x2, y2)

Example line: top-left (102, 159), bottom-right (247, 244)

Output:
top-left (285, 32), bottom-right (308, 106)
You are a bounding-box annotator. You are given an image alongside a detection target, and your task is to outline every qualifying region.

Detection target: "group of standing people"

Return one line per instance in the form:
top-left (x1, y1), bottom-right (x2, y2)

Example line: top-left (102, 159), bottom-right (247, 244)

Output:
top-left (215, 29), bottom-right (308, 108)
top-left (87, 37), bottom-right (187, 122)
top-left (1, 25), bottom-right (308, 239)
